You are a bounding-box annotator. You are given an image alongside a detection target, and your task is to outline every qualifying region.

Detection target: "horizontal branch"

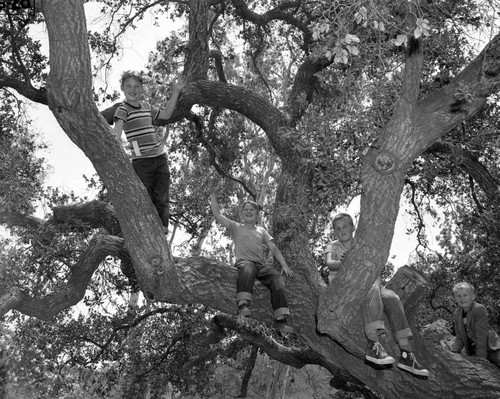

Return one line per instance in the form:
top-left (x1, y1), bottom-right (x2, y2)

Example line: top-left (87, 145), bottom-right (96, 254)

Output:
top-left (1, 235), bottom-right (129, 320)
top-left (0, 212), bottom-right (44, 230)
top-left (0, 74), bottom-right (48, 105)
top-left (230, 0), bottom-right (312, 49)
top-left (214, 313), bottom-right (327, 370)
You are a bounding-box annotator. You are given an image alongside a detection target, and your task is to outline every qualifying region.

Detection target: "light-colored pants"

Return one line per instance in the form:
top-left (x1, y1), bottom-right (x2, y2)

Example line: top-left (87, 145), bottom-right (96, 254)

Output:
top-left (363, 277), bottom-right (413, 351)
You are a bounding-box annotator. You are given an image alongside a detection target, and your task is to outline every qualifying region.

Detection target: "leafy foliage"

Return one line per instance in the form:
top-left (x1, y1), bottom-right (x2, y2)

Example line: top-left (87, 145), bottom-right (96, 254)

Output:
top-left (0, 97), bottom-right (46, 214)
top-left (3, 0), bottom-right (500, 397)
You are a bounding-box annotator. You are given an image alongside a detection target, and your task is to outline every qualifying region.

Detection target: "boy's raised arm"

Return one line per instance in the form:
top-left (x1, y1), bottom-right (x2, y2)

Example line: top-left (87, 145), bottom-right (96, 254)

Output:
top-left (158, 79), bottom-right (186, 120)
top-left (209, 181), bottom-right (232, 228)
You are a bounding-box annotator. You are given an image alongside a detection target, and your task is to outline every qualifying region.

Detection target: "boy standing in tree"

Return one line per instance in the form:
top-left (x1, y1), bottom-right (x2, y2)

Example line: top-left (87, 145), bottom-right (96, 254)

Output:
top-left (451, 281), bottom-right (500, 367)
top-left (324, 213), bottom-right (429, 377)
top-left (113, 70), bottom-right (185, 232)
top-left (209, 181), bottom-right (294, 332)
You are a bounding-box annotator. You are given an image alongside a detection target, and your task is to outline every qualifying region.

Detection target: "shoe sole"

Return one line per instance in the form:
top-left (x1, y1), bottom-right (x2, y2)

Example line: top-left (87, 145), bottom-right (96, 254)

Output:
top-left (397, 363), bottom-right (429, 377)
top-left (365, 355), bottom-right (395, 365)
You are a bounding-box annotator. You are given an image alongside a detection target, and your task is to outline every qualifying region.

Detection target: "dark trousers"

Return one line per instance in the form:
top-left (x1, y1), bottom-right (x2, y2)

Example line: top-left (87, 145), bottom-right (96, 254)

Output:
top-left (132, 153), bottom-right (170, 227)
top-left (235, 260), bottom-right (289, 320)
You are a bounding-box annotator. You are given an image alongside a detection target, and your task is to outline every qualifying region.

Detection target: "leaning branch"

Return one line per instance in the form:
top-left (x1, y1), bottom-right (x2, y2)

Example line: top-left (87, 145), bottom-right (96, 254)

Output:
top-left (1, 235), bottom-right (129, 320)
top-left (416, 33), bottom-right (500, 145)
top-left (0, 74), bottom-right (48, 105)
top-left (230, 0), bottom-right (313, 49)
top-left (426, 141), bottom-right (499, 203)
top-left (214, 313), bottom-right (329, 370)
top-left (286, 55), bottom-right (334, 122)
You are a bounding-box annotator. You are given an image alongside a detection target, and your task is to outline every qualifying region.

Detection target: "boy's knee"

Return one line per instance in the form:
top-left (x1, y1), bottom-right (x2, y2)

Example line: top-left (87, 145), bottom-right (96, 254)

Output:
top-left (236, 261), bottom-right (256, 275)
top-left (271, 273), bottom-right (286, 289)
top-left (381, 289), bottom-right (402, 308)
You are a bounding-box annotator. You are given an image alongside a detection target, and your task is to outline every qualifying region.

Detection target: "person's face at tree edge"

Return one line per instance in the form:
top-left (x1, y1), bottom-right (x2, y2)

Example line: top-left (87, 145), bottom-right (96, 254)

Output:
top-left (333, 217), bottom-right (354, 243)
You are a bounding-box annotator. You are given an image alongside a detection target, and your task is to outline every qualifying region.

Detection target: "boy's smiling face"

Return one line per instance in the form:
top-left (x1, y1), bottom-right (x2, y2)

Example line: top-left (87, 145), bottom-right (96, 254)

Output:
top-left (241, 203), bottom-right (258, 224)
top-left (454, 288), bottom-right (475, 310)
top-left (121, 77), bottom-right (143, 105)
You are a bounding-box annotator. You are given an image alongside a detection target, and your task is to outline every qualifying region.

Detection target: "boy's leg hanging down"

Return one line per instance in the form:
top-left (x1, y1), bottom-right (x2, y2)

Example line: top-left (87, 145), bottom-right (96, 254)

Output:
top-left (132, 157), bottom-right (156, 197)
top-left (151, 153), bottom-right (170, 228)
top-left (380, 287), bottom-right (429, 377)
top-left (132, 156), bottom-right (169, 228)
top-left (380, 287), bottom-right (413, 351)
top-left (235, 261), bottom-right (258, 316)
top-left (363, 282), bottom-right (395, 365)
top-left (255, 264), bottom-right (290, 321)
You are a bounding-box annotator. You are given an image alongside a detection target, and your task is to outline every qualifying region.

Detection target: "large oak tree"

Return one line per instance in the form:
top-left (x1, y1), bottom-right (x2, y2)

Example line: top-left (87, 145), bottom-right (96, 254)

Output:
top-left (1, 1), bottom-right (500, 397)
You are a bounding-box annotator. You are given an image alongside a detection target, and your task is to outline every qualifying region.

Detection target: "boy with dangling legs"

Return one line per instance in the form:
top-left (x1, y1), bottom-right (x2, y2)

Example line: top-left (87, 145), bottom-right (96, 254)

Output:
top-left (209, 180), bottom-right (294, 332)
top-left (325, 213), bottom-right (429, 377)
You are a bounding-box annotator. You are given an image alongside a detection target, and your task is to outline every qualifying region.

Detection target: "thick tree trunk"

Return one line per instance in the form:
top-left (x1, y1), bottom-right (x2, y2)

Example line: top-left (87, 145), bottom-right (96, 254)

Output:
top-left (41, 0), bottom-right (179, 302)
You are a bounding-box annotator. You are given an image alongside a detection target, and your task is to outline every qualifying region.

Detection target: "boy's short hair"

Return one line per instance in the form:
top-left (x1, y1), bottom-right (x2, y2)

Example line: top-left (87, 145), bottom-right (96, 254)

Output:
top-left (120, 70), bottom-right (144, 85)
top-left (332, 213), bottom-right (354, 228)
top-left (241, 200), bottom-right (260, 212)
top-left (453, 281), bottom-right (475, 294)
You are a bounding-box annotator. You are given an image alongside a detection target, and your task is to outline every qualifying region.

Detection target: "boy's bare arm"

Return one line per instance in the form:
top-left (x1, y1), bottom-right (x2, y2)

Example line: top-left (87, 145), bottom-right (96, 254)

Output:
top-left (209, 181), bottom-right (232, 228)
top-left (267, 241), bottom-right (294, 277)
top-left (112, 119), bottom-right (124, 139)
top-left (158, 80), bottom-right (186, 120)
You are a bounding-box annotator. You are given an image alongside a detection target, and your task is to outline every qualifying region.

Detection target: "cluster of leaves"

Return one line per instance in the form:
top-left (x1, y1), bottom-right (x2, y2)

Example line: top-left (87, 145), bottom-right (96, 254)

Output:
top-left (0, 3), bottom-right (47, 85)
top-left (0, 97), bottom-right (46, 214)
top-left (2, 303), bottom-right (234, 398)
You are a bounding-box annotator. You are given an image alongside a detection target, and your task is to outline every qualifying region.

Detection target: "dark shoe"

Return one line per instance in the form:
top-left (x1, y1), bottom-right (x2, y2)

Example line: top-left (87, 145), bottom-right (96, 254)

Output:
top-left (237, 304), bottom-right (251, 317)
top-left (365, 340), bottom-right (395, 365)
top-left (397, 350), bottom-right (429, 377)
top-left (276, 319), bottom-right (294, 334)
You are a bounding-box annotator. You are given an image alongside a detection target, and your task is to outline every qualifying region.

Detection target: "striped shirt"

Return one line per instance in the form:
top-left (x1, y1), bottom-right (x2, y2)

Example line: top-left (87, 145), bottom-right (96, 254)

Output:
top-left (114, 101), bottom-right (163, 159)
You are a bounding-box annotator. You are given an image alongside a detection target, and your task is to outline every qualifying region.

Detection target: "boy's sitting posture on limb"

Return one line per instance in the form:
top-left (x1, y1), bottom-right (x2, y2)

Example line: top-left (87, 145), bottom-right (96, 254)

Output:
top-left (451, 282), bottom-right (500, 367)
top-left (324, 213), bottom-right (429, 377)
top-left (209, 181), bottom-right (294, 333)
top-left (113, 70), bottom-right (185, 232)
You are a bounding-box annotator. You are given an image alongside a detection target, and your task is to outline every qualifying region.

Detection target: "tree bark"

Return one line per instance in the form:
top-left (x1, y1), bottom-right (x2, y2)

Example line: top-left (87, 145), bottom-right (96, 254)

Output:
top-left (3, 1), bottom-right (500, 398)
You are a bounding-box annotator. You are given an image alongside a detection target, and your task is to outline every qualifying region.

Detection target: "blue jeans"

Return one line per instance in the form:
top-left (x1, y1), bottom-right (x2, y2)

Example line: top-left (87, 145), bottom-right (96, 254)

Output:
top-left (235, 260), bottom-right (289, 320)
top-left (363, 278), bottom-right (413, 351)
top-left (132, 153), bottom-right (170, 227)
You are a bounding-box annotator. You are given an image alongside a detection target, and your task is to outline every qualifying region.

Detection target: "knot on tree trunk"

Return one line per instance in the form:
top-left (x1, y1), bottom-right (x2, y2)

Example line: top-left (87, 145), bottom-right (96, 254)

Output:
top-left (373, 151), bottom-right (397, 173)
